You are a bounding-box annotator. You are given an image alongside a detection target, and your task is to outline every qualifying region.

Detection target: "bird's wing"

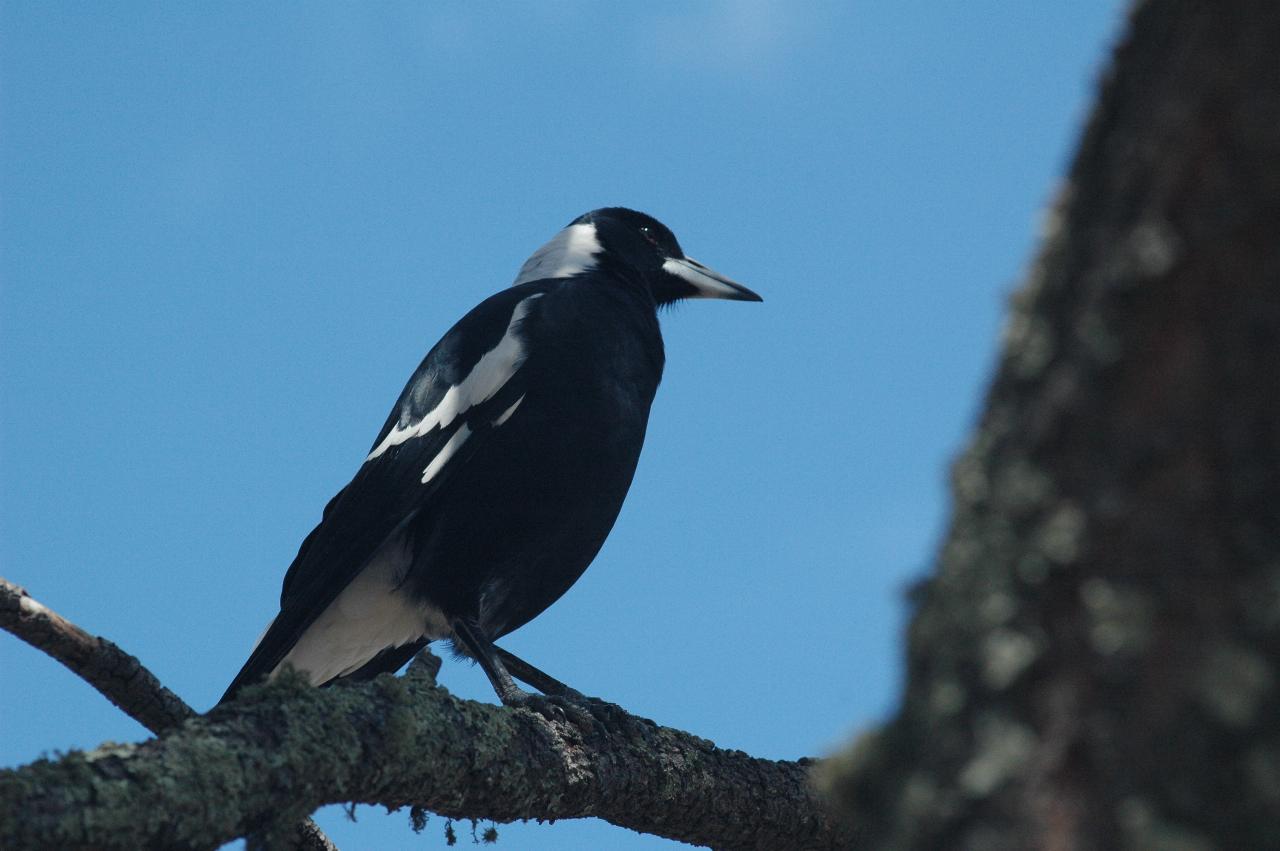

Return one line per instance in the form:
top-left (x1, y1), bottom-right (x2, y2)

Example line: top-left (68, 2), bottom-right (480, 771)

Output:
top-left (219, 284), bottom-right (548, 704)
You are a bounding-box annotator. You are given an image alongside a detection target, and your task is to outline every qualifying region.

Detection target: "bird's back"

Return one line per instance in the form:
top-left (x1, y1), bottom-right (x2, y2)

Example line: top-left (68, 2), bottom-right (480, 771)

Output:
top-left (221, 275), bottom-right (664, 702)
top-left (400, 275), bottom-right (665, 638)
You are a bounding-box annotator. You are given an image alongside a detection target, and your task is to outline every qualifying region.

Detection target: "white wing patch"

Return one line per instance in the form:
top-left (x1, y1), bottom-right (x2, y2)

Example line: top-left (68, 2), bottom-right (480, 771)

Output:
top-left (512, 222), bottom-right (601, 285)
top-left (421, 423), bottom-right (470, 484)
top-left (492, 394), bottom-right (525, 427)
top-left (367, 293), bottom-right (543, 462)
top-left (272, 532), bottom-right (450, 686)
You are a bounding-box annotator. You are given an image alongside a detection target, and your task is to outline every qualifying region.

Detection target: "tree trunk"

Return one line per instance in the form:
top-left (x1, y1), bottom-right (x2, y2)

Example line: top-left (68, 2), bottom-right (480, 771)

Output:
top-left (821, 1), bottom-right (1280, 848)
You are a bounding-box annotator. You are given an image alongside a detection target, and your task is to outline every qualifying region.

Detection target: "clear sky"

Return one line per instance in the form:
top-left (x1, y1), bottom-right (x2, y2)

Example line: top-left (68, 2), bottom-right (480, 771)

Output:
top-left (1, 3), bottom-right (1125, 848)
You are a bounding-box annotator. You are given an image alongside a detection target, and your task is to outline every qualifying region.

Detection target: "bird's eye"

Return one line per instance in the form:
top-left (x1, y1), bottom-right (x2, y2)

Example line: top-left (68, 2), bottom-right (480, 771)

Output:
top-left (639, 226), bottom-right (659, 247)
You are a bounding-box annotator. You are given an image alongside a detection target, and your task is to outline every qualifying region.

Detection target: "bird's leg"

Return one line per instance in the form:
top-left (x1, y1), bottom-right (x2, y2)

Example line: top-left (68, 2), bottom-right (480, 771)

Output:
top-left (497, 643), bottom-right (632, 734)
top-left (451, 619), bottom-right (625, 733)
top-left (493, 645), bottom-right (584, 699)
top-left (450, 618), bottom-right (529, 705)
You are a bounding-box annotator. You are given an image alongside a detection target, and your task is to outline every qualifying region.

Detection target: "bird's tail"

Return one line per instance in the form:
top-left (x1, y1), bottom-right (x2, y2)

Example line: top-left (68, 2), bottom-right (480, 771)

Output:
top-left (218, 617), bottom-right (431, 706)
top-left (217, 612), bottom-right (305, 706)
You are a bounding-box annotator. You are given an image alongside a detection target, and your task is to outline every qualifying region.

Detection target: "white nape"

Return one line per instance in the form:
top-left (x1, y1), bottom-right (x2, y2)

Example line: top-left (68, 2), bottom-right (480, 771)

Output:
top-left (272, 532), bottom-right (449, 686)
top-left (366, 293), bottom-right (543, 461)
top-left (512, 222), bottom-right (601, 285)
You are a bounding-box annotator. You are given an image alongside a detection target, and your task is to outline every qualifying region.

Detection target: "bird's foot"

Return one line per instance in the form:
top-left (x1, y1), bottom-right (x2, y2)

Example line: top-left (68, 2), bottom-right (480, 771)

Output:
top-left (504, 690), bottom-right (630, 736)
top-left (504, 690), bottom-right (590, 730)
top-left (573, 695), bottom-right (632, 734)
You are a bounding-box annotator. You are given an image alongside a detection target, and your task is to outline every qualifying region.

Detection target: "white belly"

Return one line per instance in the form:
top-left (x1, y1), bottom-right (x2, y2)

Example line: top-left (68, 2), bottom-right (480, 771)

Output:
top-left (269, 532), bottom-right (450, 685)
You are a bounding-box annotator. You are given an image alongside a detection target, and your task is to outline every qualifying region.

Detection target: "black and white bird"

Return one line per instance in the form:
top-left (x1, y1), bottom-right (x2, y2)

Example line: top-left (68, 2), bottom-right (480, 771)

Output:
top-left (220, 207), bottom-right (760, 711)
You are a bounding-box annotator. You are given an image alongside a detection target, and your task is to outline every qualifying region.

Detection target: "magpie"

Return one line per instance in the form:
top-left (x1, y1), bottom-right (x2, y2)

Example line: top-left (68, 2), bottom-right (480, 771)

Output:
top-left (220, 207), bottom-right (760, 712)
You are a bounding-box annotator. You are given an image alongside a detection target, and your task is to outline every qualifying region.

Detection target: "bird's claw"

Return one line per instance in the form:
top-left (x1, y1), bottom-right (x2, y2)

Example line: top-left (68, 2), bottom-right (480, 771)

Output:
top-left (508, 692), bottom-right (588, 731)
top-left (508, 692), bottom-right (629, 736)
top-left (576, 696), bottom-right (631, 735)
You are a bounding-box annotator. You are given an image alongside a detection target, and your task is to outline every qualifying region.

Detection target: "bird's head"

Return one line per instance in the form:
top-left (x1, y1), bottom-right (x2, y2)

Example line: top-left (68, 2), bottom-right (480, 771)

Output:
top-left (514, 207), bottom-right (762, 306)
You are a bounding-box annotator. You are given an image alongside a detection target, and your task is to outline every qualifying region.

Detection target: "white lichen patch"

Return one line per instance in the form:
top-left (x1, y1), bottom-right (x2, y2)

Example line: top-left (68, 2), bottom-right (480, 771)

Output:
top-left (980, 592), bottom-right (1018, 627)
top-left (992, 459), bottom-right (1055, 518)
top-left (1194, 641), bottom-right (1274, 728)
top-left (929, 680), bottom-right (967, 717)
top-left (1007, 314), bottom-right (1057, 379)
top-left (83, 742), bottom-right (139, 762)
top-left (1127, 219), bottom-right (1181, 281)
top-left (1074, 310), bottom-right (1124, 365)
top-left (1117, 797), bottom-right (1214, 851)
top-left (981, 629), bottom-right (1041, 690)
top-left (958, 714), bottom-right (1036, 798)
top-left (1036, 502), bottom-right (1087, 566)
top-left (950, 454), bottom-right (990, 505)
top-left (1080, 578), bottom-right (1153, 657)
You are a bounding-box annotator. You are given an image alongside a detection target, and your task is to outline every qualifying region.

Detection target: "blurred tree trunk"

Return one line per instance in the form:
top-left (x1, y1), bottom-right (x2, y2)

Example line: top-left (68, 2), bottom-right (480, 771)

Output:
top-left (821, 0), bottom-right (1280, 847)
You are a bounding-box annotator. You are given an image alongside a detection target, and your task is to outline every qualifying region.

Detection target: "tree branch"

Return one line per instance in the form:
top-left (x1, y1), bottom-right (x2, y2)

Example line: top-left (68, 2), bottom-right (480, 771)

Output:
top-left (0, 668), bottom-right (849, 850)
top-left (0, 577), bottom-right (337, 851)
top-left (1, 577), bottom-right (193, 735)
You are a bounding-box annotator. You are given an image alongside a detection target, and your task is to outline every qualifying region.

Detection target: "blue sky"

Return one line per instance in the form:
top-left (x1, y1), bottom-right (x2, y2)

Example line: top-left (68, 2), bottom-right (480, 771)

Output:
top-left (1, 2), bottom-right (1124, 848)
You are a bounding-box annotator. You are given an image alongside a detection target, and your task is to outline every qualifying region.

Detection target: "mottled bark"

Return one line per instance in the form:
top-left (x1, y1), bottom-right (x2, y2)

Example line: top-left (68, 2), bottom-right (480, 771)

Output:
top-left (5, 576), bottom-right (840, 848)
top-left (0, 578), bottom-right (338, 851)
top-left (0, 670), bottom-right (845, 850)
top-left (821, 0), bottom-right (1280, 848)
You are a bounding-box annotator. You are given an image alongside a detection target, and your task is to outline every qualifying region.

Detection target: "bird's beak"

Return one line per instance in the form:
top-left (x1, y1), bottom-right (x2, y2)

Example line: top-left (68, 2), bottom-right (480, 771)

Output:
top-left (662, 257), bottom-right (763, 302)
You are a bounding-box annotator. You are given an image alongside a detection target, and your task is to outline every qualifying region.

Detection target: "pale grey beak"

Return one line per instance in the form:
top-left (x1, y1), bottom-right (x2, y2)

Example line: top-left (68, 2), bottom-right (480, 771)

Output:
top-left (662, 256), bottom-right (763, 302)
